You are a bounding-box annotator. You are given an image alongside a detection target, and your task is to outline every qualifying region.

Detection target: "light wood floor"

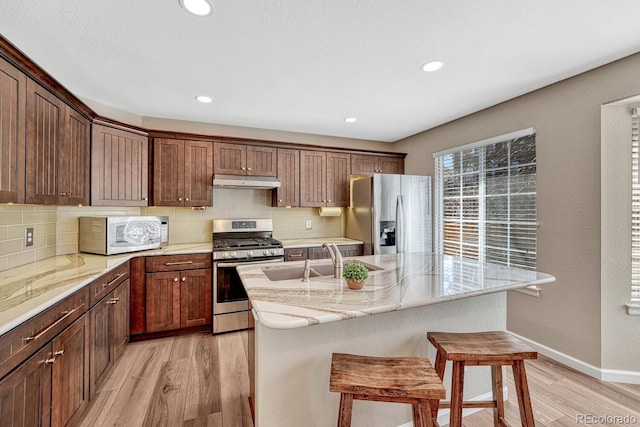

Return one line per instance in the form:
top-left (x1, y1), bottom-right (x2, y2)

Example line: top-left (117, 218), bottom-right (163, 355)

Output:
top-left (81, 331), bottom-right (640, 426)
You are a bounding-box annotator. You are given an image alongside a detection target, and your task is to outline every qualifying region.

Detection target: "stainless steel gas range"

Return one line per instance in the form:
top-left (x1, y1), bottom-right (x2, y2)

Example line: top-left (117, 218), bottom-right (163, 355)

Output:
top-left (212, 219), bottom-right (284, 334)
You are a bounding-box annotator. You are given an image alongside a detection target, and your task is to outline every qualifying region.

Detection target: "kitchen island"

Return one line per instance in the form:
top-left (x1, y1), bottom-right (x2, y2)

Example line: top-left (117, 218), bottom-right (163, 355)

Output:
top-left (236, 252), bottom-right (555, 427)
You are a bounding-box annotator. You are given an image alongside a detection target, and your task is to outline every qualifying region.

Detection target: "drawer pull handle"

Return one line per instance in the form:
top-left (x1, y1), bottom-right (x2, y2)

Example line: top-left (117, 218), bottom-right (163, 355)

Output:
top-left (44, 358), bottom-right (56, 365)
top-left (103, 272), bottom-right (127, 288)
top-left (107, 298), bottom-right (120, 305)
top-left (165, 261), bottom-right (194, 266)
top-left (288, 254), bottom-right (304, 258)
top-left (54, 350), bottom-right (64, 356)
top-left (23, 309), bottom-right (77, 343)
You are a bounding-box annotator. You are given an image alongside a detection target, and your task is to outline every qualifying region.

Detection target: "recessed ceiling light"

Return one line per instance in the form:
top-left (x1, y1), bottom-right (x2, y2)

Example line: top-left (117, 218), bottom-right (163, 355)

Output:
top-left (195, 95), bottom-right (213, 103)
top-left (344, 117), bottom-right (357, 123)
top-left (179, 0), bottom-right (213, 16)
top-left (421, 60), bottom-right (444, 72)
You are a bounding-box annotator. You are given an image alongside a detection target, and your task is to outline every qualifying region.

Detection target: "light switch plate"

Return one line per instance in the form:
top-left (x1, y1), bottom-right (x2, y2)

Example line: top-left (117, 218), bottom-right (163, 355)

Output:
top-left (305, 219), bottom-right (312, 230)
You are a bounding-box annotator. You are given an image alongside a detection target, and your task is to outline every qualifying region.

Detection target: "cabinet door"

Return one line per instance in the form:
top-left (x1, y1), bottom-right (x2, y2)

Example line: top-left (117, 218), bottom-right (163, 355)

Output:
top-left (0, 56), bottom-right (26, 204)
top-left (379, 157), bottom-right (404, 174)
top-left (26, 79), bottom-right (64, 204)
top-left (146, 272), bottom-right (181, 332)
top-left (91, 124), bottom-right (149, 206)
top-left (153, 138), bottom-right (185, 206)
top-left (213, 142), bottom-right (246, 175)
top-left (0, 344), bottom-right (52, 427)
top-left (59, 106), bottom-right (90, 205)
top-left (350, 154), bottom-right (378, 176)
top-left (338, 244), bottom-right (363, 258)
top-left (273, 148), bottom-right (299, 207)
top-left (326, 152), bottom-right (350, 207)
top-left (89, 294), bottom-right (111, 399)
top-left (246, 146), bottom-right (277, 176)
top-left (300, 150), bottom-right (326, 207)
top-left (112, 279), bottom-right (130, 360)
top-left (51, 315), bottom-right (89, 427)
top-left (180, 269), bottom-right (212, 328)
top-left (184, 140), bottom-right (213, 206)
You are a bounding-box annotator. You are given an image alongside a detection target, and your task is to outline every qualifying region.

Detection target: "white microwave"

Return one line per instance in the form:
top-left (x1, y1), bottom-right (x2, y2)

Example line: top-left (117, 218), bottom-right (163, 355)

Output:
top-left (79, 216), bottom-right (169, 255)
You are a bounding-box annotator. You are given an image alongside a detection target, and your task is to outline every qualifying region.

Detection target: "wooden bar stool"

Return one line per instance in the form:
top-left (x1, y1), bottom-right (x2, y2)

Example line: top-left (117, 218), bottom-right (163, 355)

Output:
top-left (427, 331), bottom-right (537, 427)
top-left (329, 352), bottom-right (446, 427)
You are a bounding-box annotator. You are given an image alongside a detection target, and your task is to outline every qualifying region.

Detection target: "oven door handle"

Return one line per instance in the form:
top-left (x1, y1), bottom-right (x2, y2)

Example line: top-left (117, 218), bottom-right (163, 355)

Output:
top-left (216, 258), bottom-right (284, 268)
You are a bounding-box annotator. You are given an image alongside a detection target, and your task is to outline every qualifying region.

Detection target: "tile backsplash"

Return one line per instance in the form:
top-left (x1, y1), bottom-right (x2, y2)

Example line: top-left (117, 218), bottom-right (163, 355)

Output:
top-left (0, 189), bottom-right (344, 272)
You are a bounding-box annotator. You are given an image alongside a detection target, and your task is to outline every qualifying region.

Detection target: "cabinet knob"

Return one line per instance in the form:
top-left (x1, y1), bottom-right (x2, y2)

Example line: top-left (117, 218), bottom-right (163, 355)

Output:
top-left (241, 166), bottom-right (246, 171)
top-left (54, 350), bottom-right (65, 357)
top-left (174, 278), bottom-right (179, 282)
top-left (142, 197), bottom-right (148, 201)
top-left (278, 199), bottom-right (283, 202)
top-left (185, 198), bottom-right (189, 201)
top-left (182, 277), bottom-right (186, 282)
top-left (178, 197), bottom-right (183, 202)
top-left (327, 200), bottom-right (331, 203)
top-left (247, 167), bottom-right (252, 171)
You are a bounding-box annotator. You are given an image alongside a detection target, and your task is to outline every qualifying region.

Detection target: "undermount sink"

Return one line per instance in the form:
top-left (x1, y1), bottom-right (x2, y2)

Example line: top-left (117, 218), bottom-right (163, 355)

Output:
top-left (261, 260), bottom-right (383, 281)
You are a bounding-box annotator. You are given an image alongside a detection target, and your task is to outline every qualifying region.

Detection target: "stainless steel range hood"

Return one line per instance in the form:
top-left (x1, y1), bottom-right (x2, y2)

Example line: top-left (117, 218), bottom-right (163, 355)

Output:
top-left (213, 174), bottom-right (281, 189)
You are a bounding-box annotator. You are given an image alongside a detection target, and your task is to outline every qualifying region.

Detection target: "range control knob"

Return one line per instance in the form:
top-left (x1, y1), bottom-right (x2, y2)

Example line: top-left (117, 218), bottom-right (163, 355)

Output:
top-left (263, 249), bottom-right (270, 256)
top-left (247, 251), bottom-right (253, 258)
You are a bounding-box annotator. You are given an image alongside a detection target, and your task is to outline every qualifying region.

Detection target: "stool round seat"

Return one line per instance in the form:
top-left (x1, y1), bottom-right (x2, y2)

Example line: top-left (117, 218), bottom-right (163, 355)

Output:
top-left (427, 331), bottom-right (537, 427)
top-left (330, 353), bottom-right (446, 427)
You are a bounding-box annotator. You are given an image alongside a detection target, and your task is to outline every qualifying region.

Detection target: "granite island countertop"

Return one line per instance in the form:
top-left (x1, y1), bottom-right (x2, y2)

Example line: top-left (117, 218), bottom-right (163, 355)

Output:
top-left (0, 243), bottom-right (212, 335)
top-left (236, 252), bottom-right (555, 330)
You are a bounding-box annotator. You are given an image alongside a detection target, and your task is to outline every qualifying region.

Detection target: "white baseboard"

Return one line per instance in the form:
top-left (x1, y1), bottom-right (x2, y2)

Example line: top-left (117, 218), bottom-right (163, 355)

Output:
top-left (397, 388), bottom-right (507, 427)
top-left (509, 331), bottom-right (640, 385)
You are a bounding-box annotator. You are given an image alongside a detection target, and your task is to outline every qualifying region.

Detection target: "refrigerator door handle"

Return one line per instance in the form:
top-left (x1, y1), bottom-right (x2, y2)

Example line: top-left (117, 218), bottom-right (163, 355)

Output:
top-left (396, 195), bottom-right (406, 253)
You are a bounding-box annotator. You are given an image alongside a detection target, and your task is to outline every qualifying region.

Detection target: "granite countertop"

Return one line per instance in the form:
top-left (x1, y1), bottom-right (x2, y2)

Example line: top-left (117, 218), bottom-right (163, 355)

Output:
top-left (279, 237), bottom-right (363, 248)
top-left (0, 243), bottom-right (212, 335)
top-left (236, 252), bottom-right (555, 330)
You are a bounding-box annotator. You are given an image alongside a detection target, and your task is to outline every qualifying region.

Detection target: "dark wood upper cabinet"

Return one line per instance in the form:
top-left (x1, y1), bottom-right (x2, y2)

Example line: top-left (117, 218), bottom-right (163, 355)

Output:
top-left (300, 150), bottom-right (327, 207)
top-left (273, 148), bottom-right (299, 207)
top-left (91, 123), bottom-right (149, 206)
top-left (153, 138), bottom-right (212, 206)
top-left (26, 79), bottom-right (89, 205)
top-left (214, 142), bottom-right (276, 176)
top-left (299, 150), bottom-right (351, 207)
top-left (0, 56), bottom-right (26, 204)
top-left (351, 153), bottom-right (404, 175)
top-left (326, 152), bottom-right (350, 207)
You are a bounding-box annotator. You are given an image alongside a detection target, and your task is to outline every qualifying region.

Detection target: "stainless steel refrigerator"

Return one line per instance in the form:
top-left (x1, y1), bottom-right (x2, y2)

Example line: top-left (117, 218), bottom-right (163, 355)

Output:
top-left (346, 174), bottom-right (432, 255)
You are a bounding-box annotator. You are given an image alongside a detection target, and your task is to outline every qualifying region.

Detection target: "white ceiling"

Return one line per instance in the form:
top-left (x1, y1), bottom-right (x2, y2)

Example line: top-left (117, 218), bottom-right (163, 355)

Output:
top-left (2, 1), bottom-right (640, 142)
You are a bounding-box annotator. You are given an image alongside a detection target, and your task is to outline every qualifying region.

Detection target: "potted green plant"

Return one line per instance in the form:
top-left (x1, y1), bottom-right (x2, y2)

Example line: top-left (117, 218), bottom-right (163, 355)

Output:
top-left (342, 262), bottom-right (369, 290)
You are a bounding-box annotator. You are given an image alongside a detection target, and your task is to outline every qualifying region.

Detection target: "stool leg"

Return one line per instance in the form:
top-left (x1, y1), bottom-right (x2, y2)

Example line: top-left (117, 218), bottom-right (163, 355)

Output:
top-left (431, 349), bottom-right (447, 421)
top-left (337, 393), bottom-right (354, 427)
top-left (412, 401), bottom-right (423, 427)
top-left (491, 365), bottom-right (505, 427)
top-left (512, 361), bottom-right (535, 427)
top-left (449, 360), bottom-right (465, 427)
top-left (421, 400), bottom-right (437, 427)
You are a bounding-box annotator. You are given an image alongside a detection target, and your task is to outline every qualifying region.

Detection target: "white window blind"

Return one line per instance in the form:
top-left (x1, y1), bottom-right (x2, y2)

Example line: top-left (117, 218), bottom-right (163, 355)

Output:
top-left (434, 129), bottom-right (537, 269)
top-left (631, 109), bottom-right (640, 303)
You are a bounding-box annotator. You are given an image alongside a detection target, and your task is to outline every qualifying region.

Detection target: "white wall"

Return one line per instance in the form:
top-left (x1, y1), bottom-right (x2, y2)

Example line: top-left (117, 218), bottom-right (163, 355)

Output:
top-left (395, 52), bottom-right (640, 373)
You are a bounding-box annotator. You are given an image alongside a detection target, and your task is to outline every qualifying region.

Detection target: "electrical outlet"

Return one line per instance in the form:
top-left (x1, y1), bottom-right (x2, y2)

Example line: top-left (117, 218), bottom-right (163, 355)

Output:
top-left (305, 219), bottom-right (312, 230)
top-left (25, 227), bottom-right (34, 247)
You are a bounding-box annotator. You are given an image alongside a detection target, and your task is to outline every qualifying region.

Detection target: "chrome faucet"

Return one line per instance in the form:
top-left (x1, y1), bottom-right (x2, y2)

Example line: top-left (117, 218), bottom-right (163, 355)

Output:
top-left (302, 259), bottom-right (311, 283)
top-left (322, 242), bottom-right (343, 278)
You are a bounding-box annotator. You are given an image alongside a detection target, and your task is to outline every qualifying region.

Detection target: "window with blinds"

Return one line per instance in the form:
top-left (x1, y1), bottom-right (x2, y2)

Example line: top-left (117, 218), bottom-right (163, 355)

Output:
top-left (631, 109), bottom-right (640, 303)
top-left (434, 129), bottom-right (537, 269)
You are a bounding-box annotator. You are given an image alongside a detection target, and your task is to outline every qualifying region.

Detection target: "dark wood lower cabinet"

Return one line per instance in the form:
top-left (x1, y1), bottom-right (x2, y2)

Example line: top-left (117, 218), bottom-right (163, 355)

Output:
top-left (51, 315), bottom-right (90, 427)
top-left (89, 280), bottom-right (130, 398)
top-left (0, 344), bottom-right (52, 427)
top-left (180, 269), bottom-right (212, 328)
top-left (307, 244), bottom-right (363, 260)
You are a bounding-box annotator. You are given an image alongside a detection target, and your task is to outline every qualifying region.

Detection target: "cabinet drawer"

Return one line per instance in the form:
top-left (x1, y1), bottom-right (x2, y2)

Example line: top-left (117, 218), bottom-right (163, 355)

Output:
top-left (89, 262), bottom-right (130, 307)
top-left (284, 248), bottom-right (307, 262)
top-left (145, 254), bottom-right (212, 272)
top-left (0, 287), bottom-right (88, 379)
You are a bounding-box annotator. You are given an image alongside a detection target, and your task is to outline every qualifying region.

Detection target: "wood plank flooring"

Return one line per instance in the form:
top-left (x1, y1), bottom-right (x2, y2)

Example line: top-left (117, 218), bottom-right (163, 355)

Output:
top-left (80, 331), bottom-right (640, 426)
